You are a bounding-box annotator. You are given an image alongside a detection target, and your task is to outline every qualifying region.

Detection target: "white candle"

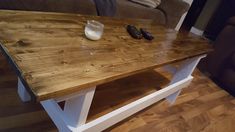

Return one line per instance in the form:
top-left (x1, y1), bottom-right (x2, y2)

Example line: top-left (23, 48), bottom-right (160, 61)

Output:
top-left (85, 27), bottom-right (102, 40)
top-left (84, 20), bottom-right (104, 41)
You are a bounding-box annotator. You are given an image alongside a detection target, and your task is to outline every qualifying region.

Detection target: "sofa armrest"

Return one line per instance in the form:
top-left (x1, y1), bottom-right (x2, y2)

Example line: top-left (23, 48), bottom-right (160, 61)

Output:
top-left (157, 0), bottom-right (190, 28)
top-left (115, 0), bottom-right (166, 25)
top-left (204, 20), bottom-right (235, 78)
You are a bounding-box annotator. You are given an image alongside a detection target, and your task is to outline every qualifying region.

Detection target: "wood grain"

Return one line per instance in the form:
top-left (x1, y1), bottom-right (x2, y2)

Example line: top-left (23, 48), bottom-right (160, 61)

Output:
top-left (0, 10), bottom-right (213, 101)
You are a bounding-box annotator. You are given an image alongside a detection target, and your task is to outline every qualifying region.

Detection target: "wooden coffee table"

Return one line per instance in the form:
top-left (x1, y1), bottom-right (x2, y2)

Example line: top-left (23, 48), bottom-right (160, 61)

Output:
top-left (0, 10), bottom-right (212, 132)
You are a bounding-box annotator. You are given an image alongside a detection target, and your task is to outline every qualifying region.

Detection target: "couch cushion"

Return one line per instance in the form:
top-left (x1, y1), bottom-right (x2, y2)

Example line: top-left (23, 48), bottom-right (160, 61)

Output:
top-left (157, 0), bottom-right (189, 28)
top-left (129, 0), bottom-right (161, 8)
top-left (115, 0), bottom-right (166, 25)
top-left (0, 0), bottom-right (97, 15)
top-left (93, 0), bottom-right (116, 16)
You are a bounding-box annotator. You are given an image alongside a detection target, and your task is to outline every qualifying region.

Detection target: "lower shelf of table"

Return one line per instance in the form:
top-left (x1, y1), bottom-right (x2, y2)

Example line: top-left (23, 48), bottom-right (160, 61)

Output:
top-left (85, 69), bottom-right (172, 123)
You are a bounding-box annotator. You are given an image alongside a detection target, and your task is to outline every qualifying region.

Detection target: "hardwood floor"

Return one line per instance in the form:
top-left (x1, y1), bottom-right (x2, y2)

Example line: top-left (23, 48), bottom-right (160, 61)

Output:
top-left (1, 52), bottom-right (235, 132)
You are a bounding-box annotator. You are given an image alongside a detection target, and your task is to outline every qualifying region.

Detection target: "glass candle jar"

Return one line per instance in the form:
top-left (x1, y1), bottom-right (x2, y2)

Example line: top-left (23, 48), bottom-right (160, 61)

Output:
top-left (85, 20), bottom-right (104, 41)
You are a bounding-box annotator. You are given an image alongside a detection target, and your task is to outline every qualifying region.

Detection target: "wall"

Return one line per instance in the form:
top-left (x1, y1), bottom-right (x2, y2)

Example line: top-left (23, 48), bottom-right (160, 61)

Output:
top-left (193, 0), bottom-right (222, 31)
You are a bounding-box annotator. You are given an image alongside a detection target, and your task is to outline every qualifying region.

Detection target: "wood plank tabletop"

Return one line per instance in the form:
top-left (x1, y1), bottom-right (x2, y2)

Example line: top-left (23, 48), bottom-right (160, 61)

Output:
top-left (0, 10), bottom-right (213, 101)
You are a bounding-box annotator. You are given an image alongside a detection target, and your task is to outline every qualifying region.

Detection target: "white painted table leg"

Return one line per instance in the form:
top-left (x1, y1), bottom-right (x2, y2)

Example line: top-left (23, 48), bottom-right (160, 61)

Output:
top-left (17, 77), bottom-right (31, 102)
top-left (40, 99), bottom-right (71, 131)
top-left (40, 87), bottom-right (96, 132)
top-left (63, 88), bottom-right (96, 127)
top-left (162, 65), bottom-right (177, 74)
top-left (166, 90), bottom-right (182, 105)
top-left (166, 55), bottom-right (206, 104)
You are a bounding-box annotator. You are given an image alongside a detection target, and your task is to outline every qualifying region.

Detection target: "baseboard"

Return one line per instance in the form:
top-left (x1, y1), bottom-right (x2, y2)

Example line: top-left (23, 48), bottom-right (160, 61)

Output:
top-left (190, 27), bottom-right (204, 36)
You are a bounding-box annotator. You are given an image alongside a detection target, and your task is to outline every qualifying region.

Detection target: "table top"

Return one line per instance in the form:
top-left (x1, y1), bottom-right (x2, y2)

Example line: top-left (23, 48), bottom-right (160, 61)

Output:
top-left (0, 10), bottom-right (213, 101)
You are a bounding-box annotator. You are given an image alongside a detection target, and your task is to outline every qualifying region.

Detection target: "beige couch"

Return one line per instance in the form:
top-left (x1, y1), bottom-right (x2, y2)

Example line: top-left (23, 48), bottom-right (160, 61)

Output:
top-left (115, 0), bottom-right (190, 28)
top-left (0, 0), bottom-right (97, 15)
top-left (0, 0), bottom-right (189, 28)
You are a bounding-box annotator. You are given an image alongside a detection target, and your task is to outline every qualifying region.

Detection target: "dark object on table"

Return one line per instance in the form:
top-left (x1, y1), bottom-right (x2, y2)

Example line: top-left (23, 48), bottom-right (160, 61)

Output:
top-left (199, 17), bottom-right (235, 96)
top-left (126, 25), bottom-right (143, 39)
top-left (140, 28), bottom-right (154, 40)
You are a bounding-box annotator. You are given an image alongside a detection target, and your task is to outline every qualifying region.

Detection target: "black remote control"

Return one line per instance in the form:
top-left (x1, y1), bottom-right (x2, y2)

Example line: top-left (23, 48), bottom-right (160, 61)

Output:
top-left (140, 28), bottom-right (154, 40)
top-left (126, 25), bottom-right (142, 39)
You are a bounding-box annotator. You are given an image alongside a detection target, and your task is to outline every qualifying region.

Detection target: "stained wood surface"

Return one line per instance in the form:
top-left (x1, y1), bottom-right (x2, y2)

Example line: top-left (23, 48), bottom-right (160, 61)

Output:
top-left (1, 54), bottom-right (235, 132)
top-left (0, 10), bottom-right (213, 101)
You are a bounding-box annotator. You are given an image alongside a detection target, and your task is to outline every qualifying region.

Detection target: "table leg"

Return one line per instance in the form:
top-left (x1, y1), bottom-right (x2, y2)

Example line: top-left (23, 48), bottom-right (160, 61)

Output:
top-left (63, 88), bottom-right (96, 127)
top-left (41, 55), bottom-right (205, 132)
top-left (166, 55), bottom-right (206, 104)
top-left (40, 87), bottom-right (96, 132)
top-left (18, 55), bottom-right (206, 132)
top-left (17, 77), bottom-right (31, 102)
